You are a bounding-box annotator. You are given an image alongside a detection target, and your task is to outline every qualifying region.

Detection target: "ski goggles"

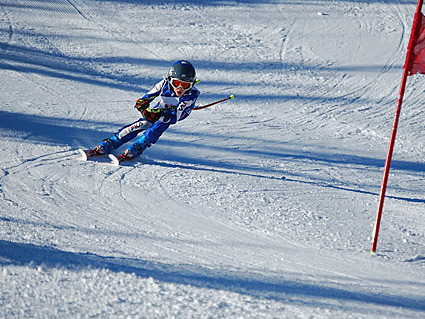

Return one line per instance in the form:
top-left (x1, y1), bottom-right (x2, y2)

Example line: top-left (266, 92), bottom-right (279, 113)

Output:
top-left (170, 78), bottom-right (193, 90)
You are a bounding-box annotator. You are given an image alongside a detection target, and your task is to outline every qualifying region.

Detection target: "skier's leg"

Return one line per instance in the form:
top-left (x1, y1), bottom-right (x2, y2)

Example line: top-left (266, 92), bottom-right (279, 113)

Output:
top-left (129, 120), bottom-right (170, 155)
top-left (126, 135), bottom-right (151, 156)
top-left (97, 119), bottom-right (152, 153)
top-left (118, 120), bottom-right (170, 161)
top-left (117, 119), bottom-right (152, 141)
top-left (143, 120), bottom-right (170, 144)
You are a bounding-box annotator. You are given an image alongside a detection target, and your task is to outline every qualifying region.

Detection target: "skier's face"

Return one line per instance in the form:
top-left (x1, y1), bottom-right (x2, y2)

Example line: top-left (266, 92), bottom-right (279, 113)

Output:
top-left (174, 86), bottom-right (186, 97)
top-left (170, 78), bottom-right (193, 97)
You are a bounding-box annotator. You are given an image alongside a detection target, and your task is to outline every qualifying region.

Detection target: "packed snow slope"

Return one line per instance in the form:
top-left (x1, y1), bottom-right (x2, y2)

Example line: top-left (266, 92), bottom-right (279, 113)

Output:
top-left (1, 0), bottom-right (425, 318)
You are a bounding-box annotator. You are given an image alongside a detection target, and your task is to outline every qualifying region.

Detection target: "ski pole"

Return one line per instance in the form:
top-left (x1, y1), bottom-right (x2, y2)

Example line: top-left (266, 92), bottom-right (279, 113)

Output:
top-left (194, 95), bottom-right (235, 110)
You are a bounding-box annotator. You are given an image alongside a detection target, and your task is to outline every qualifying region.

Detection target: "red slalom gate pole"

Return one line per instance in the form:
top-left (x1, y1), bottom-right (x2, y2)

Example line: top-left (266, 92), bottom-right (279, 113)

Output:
top-left (370, 0), bottom-right (424, 254)
top-left (370, 68), bottom-right (408, 254)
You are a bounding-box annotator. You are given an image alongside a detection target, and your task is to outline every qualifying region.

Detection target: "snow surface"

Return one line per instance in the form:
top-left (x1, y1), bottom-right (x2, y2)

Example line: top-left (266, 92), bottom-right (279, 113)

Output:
top-left (1, 0), bottom-right (425, 318)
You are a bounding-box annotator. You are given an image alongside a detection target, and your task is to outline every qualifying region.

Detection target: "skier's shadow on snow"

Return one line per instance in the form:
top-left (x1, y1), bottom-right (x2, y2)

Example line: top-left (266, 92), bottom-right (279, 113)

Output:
top-left (143, 134), bottom-right (425, 204)
top-left (0, 239), bottom-right (424, 312)
top-left (143, 158), bottom-right (425, 204)
top-left (1, 110), bottom-right (424, 204)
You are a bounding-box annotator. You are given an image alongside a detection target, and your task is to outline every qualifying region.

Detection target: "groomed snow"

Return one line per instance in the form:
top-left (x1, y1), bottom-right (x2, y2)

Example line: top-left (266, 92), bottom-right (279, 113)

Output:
top-left (1, 0), bottom-right (424, 318)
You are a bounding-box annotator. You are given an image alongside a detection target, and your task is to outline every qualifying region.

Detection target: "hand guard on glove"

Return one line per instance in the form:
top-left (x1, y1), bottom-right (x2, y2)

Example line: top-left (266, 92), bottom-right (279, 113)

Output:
top-left (135, 98), bottom-right (150, 113)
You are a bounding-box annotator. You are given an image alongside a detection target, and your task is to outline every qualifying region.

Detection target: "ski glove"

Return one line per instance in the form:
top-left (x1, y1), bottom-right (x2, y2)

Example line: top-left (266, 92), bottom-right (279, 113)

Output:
top-left (142, 109), bottom-right (161, 122)
top-left (135, 98), bottom-right (150, 113)
top-left (160, 108), bottom-right (177, 124)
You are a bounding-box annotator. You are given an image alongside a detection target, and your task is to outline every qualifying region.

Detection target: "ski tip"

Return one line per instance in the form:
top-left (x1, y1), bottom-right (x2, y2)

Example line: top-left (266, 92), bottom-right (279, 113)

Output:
top-left (108, 154), bottom-right (120, 166)
top-left (78, 149), bottom-right (88, 161)
top-left (230, 94), bottom-right (235, 99)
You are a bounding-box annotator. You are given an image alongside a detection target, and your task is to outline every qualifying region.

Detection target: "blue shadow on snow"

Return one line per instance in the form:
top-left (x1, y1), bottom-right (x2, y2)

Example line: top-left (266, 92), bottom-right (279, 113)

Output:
top-left (1, 239), bottom-right (424, 313)
top-left (1, 109), bottom-right (425, 203)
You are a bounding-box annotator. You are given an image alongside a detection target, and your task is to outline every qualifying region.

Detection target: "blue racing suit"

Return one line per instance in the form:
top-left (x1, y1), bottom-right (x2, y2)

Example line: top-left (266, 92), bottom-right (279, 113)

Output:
top-left (100, 78), bottom-right (200, 157)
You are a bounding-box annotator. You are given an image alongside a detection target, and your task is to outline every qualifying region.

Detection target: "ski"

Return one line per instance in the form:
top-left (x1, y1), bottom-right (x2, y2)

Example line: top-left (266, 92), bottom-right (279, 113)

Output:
top-left (78, 149), bottom-right (136, 166)
top-left (108, 154), bottom-right (120, 166)
top-left (78, 149), bottom-right (116, 165)
top-left (78, 149), bottom-right (89, 161)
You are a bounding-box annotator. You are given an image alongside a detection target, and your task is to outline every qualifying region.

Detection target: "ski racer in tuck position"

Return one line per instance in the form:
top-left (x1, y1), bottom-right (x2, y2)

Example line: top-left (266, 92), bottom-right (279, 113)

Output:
top-left (84, 60), bottom-right (200, 163)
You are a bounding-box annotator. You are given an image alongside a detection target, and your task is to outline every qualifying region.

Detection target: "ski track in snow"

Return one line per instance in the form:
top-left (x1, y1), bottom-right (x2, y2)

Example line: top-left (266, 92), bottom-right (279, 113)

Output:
top-left (1, 0), bottom-right (425, 318)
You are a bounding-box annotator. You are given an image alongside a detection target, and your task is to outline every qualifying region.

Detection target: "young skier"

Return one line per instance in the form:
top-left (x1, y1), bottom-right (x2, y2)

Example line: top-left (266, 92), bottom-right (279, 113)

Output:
top-left (83, 60), bottom-right (200, 163)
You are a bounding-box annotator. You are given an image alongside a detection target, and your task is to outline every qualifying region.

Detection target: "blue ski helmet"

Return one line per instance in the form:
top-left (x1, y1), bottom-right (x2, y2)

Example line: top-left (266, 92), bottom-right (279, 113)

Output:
top-left (168, 60), bottom-right (196, 83)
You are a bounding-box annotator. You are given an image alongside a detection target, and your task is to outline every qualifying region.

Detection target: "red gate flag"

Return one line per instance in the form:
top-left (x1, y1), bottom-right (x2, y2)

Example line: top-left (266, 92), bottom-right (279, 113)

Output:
top-left (371, 0), bottom-right (424, 254)
top-left (406, 11), bottom-right (425, 74)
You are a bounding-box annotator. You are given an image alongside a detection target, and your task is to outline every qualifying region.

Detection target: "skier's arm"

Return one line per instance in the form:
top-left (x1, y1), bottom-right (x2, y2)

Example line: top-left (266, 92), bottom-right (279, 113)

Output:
top-left (135, 79), bottom-right (166, 112)
top-left (176, 88), bottom-right (200, 121)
